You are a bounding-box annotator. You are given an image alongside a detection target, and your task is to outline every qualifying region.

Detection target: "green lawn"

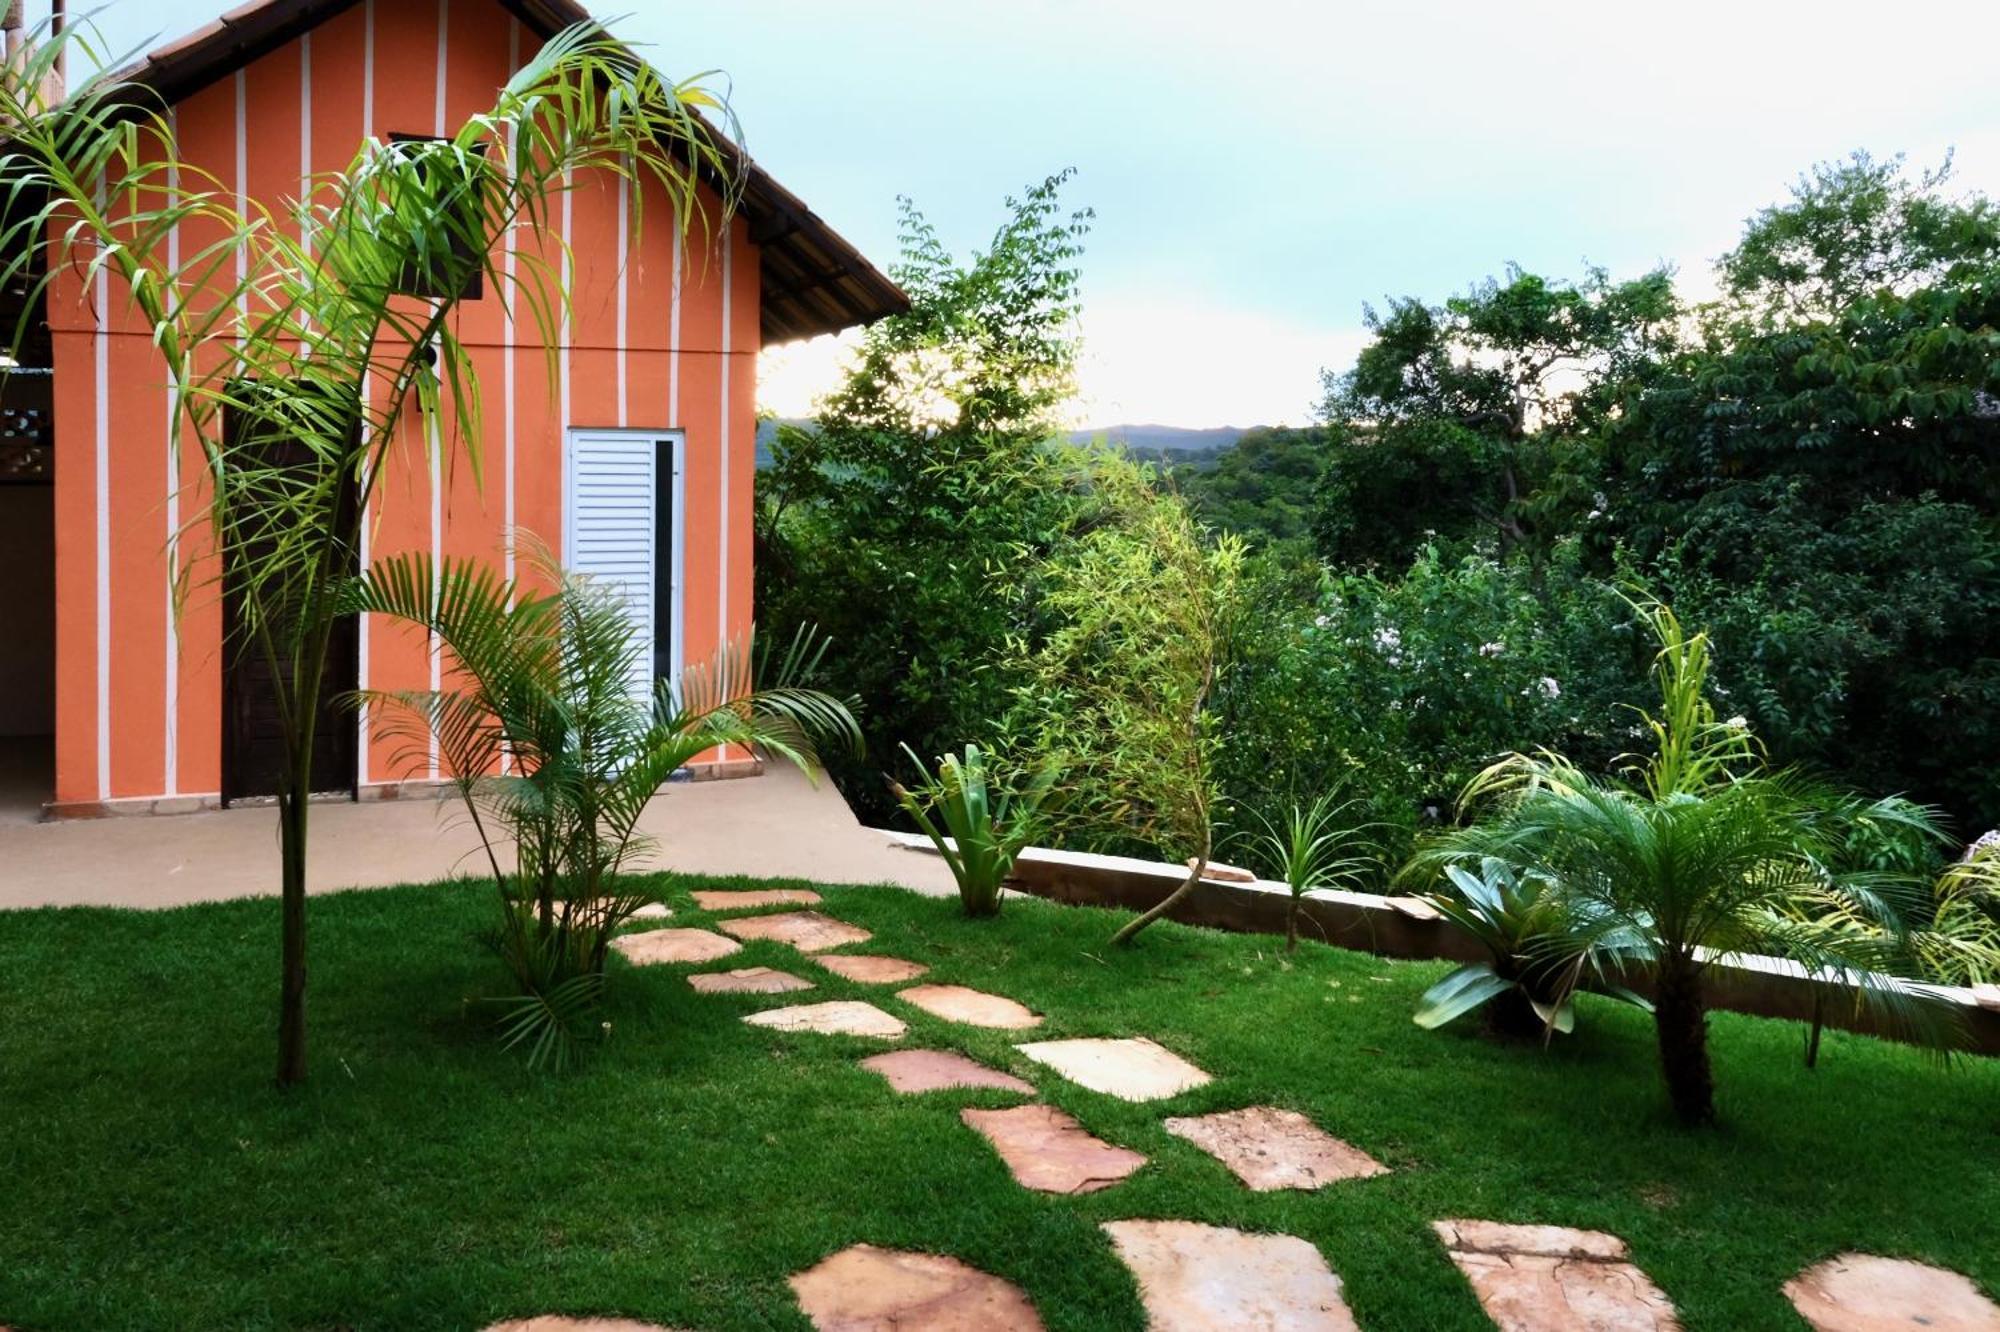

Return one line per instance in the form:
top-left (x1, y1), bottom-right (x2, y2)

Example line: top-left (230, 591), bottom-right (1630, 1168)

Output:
top-left (1, 876), bottom-right (1996, 1331)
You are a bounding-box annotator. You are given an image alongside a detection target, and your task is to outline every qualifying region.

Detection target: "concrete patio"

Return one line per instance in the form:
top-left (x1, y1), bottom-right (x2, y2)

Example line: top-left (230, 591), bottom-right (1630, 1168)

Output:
top-left (0, 764), bottom-right (953, 911)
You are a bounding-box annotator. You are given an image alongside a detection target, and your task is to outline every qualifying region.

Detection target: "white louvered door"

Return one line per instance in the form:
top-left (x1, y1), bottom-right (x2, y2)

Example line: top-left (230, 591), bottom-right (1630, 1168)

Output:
top-left (564, 430), bottom-right (682, 706)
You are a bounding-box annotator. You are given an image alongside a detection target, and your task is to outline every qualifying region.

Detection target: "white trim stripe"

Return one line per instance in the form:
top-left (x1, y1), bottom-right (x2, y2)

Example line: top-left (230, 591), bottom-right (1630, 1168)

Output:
top-left (718, 226), bottom-right (732, 641)
top-left (616, 170), bottom-right (628, 428)
top-left (164, 115), bottom-right (181, 796)
top-left (356, 0), bottom-right (376, 787)
top-left (667, 205), bottom-right (681, 425)
top-left (428, 0), bottom-right (448, 779)
top-left (94, 204), bottom-right (110, 801)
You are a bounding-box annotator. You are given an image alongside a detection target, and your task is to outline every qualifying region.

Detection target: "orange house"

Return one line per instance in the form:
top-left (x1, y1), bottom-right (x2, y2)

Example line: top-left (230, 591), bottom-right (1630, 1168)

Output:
top-left (0, 0), bottom-right (902, 818)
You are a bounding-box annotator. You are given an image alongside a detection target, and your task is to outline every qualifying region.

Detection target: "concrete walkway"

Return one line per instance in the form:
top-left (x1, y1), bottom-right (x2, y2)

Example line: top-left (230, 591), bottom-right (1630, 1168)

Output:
top-left (0, 764), bottom-right (954, 910)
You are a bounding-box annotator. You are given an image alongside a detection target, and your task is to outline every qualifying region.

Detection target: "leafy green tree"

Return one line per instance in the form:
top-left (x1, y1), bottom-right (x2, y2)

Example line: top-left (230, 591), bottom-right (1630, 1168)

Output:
top-left (756, 171), bottom-right (1095, 823)
top-left (1007, 457), bottom-right (1245, 946)
top-left (1174, 425), bottom-right (1327, 551)
top-left (0, 20), bottom-right (733, 1084)
top-left (1314, 265), bottom-right (1678, 568)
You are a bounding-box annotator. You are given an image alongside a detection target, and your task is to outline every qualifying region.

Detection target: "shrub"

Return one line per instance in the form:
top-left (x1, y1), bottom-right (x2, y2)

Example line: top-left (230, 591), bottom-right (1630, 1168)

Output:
top-left (891, 743), bottom-right (1058, 918)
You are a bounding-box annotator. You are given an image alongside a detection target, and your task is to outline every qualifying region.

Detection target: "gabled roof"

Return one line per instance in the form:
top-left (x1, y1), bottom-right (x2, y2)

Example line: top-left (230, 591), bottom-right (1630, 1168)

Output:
top-left (108, 0), bottom-right (907, 346)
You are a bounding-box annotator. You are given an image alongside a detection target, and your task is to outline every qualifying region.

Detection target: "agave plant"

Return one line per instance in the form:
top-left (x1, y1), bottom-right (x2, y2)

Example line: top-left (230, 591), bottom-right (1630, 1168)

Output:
top-left (1241, 794), bottom-right (1380, 953)
top-left (342, 547), bottom-right (858, 1067)
top-left (891, 744), bottom-right (1058, 917)
top-left (1411, 856), bottom-right (1653, 1038)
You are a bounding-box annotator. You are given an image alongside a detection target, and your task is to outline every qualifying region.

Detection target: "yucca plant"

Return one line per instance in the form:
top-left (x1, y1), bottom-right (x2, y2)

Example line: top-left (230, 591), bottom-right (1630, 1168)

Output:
top-left (1241, 794), bottom-right (1380, 953)
top-left (1410, 856), bottom-right (1653, 1038)
top-left (1420, 600), bottom-right (1953, 1124)
top-left (891, 744), bottom-right (1058, 917)
top-left (342, 547), bottom-right (859, 1067)
top-left (0, 16), bottom-right (737, 1085)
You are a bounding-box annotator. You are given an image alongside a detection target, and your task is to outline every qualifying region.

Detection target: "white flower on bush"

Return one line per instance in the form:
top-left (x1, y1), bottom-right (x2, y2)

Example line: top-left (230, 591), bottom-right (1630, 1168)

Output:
top-left (1725, 715), bottom-right (1749, 729)
top-left (1522, 676), bottom-right (1560, 700)
top-left (1373, 625), bottom-right (1402, 652)
top-left (1479, 641), bottom-right (1506, 657)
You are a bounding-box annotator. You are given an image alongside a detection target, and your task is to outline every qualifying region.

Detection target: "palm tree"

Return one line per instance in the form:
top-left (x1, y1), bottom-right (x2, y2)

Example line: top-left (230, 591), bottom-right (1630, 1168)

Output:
top-left (1421, 601), bottom-right (1950, 1125)
top-left (1242, 793), bottom-right (1379, 953)
top-left (0, 18), bottom-right (736, 1084)
top-left (342, 548), bottom-right (859, 1066)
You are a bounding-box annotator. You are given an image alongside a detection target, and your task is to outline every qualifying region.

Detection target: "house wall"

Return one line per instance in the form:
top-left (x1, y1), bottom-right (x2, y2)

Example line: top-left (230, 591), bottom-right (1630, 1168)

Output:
top-left (43, 0), bottom-right (760, 809)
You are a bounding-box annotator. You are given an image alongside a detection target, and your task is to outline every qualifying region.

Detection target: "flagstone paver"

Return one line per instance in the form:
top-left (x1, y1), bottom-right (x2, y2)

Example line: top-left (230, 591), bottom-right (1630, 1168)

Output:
top-left (788, 1242), bottom-right (1046, 1331)
top-left (718, 910), bottom-right (872, 953)
top-left (480, 1312), bottom-right (684, 1320)
top-left (690, 887), bottom-right (823, 911)
top-left (1014, 1036), bottom-right (1211, 1101)
top-left (1103, 1218), bottom-right (1360, 1331)
top-left (960, 1104), bottom-right (1145, 1194)
top-left (815, 954), bottom-right (930, 984)
top-left (744, 1000), bottom-right (906, 1039)
top-left (1433, 1219), bottom-right (1681, 1331)
top-left (860, 1049), bottom-right (1035, 1095)
top-left (608, 927), bottom-right (741, 966)
top-left (1784, 1254), bottom-right (2000, 1332)
top-left (687, 966), bottom-right (814, 995)
top-left (896, 983), bottom-right (1042, 1030)
top-left (629, 902), bottom-right (674, 920)
top-left (1163, 1105), bottom-right (1387, 1191)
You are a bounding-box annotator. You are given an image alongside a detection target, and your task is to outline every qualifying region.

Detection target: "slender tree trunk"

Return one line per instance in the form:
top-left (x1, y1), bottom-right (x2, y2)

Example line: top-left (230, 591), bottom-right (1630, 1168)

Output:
top-left (1653, 957), bottom-right (1716, 1125)
top-left (1111, 829), bottom-right (1210, 947)
top-left (1804, 995), bottom-right (1824, 1070)
top-left (275, 783), bottom-right (310, 1086)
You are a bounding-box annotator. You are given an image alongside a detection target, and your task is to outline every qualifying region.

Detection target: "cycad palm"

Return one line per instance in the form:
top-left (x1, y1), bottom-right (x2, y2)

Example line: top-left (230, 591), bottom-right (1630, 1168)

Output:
top-left (1424, 602), bottom-right (1946, 1124)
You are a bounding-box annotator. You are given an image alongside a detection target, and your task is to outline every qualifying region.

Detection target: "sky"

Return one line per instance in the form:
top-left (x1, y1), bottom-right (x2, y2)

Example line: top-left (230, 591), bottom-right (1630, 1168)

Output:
top-left (36, 0), bottom-right (2000, 427)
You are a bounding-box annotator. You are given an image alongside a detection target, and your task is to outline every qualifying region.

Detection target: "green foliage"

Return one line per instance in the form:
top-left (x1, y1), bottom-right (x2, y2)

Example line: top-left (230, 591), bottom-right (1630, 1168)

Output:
top-left (341, 547), bottom-right (858, 1066)
top-left (1213, 543), bottom-right (1646, 870)
top-left (1409, 857), bottom-right (1652, 1038)
top-left (756, 172), bottom-right (1096, 825)
top-left (1239, 793), bottom-right (1380, 952)
top-left (891, 743), bottom-right (1059, 917)
top-left (1007, 457), bottom-right (1246, 945)
top-left (1173, 425), bottom-right (1327, 551)
top-left (1419, 602), bottom-right (1953, 1124)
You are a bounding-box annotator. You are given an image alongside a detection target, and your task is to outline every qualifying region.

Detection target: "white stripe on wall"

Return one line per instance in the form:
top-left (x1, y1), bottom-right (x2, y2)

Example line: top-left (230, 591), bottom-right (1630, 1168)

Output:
top-left (356, 0), bottom-right (377, 787)
top-left (616, 170), bottom-right (629, 428)
top-left (428, 0), bottom-right (449, 780)
top-left (668, 206), bottom-right (681, 425)
top-left (503, 19), bottom-right (518, 586)
top-left (94, 195), bottom-right (110, 801)
top-left (718, 226), bottom-right (732, 643)
top-left (300, 31), bottom-right (312, 254)
top-left (164, 115), bottom-right (181, 796)
top-left (560, 168), bottom-right (572, 433)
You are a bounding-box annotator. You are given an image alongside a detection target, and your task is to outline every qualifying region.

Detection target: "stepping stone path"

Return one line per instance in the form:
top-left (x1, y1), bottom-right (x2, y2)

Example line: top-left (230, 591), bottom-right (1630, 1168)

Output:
top-left (961, 1103), bottom-right (1145, 1194)
top-left (815, 954), bottom-right (929, 984)
top-left (608, 927), bottom-right (741, 966)
top-left (1163, 1105), bottom-right (1387, 1191)
top-left (1784, 1254), bottom-right (2000, 1332)
top-left (896, 983), bottom-right (1042, 1030)
top-left (629, 902), bottom-right (674, 920)
top-left (861, 1049), bottom-right (1035, 1095)
top-left (719, 910), bottom-right (872, 953)
top-left (1432, 1220), bottom-right (1680, 1332)
top-left (483, 1320), bottom-right (686, 1332)
top-left (744, 1000), bottom-right (906, 1039)
top-left (789, 1242), bottom-right (1045, 1331)
top-left (1103, 1219), bottom-right (1359, 1331)
top-left (690, 887), bottom-right (822, 911)
top-left (1014, 1036), bottom-right (1211, 1101)
top-left (687, 966), bottom-right (813, 995)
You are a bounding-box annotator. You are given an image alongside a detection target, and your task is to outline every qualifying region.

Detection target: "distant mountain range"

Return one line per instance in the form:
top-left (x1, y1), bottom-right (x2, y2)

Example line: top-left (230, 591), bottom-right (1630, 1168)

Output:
top-left (755, 419), bottom-right (1258, 468)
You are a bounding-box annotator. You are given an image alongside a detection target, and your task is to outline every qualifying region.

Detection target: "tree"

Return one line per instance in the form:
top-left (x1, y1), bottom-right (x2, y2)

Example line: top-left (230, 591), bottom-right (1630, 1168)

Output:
top-left (1008, 458), bottom-right (1245, 946)
top-left (1315, 265), bottom-right (1678, 568)
top-left (0, 19), bottom-right (735, 1085)
top-left (756, 171), bottom-right (1095, 824)
top-left (1420, 602), bottom-right (1948, 1125)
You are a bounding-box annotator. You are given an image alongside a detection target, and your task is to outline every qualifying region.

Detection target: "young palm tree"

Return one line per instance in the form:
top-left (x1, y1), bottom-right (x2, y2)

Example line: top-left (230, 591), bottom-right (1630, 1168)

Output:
top-left (342, 548), bottom-right (859, 1066)
top-left (0, 19), bottom-right (736, 1085)
top-left (1423, 601), bottom-right (1950, 1125)
top-left (1242, 793), bottom-right (1379, 953)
